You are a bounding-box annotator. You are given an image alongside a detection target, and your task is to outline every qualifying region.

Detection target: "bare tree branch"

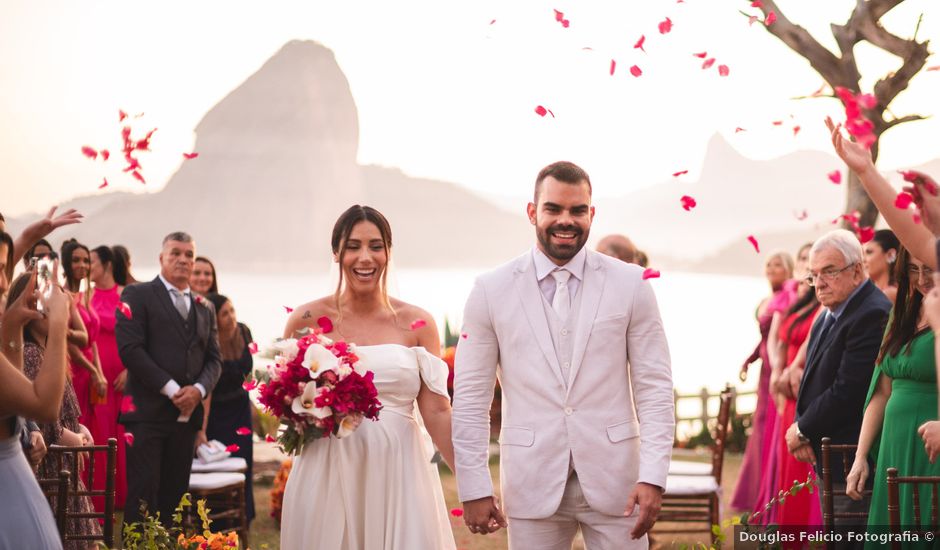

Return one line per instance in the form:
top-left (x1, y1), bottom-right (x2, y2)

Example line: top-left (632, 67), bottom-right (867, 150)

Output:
top-left (883, 113), bottom-right (929, 130)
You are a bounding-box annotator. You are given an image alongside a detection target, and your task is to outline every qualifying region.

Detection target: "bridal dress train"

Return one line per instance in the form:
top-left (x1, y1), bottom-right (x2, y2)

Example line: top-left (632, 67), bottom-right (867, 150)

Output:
top-left (280, 344), bottom-right (457, 550)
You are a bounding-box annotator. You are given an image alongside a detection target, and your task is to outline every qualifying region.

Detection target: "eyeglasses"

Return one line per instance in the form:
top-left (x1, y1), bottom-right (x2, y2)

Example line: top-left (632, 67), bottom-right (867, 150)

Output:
top-left (908, 264), bottom-right (935, 281)
top-left (803, 263), bottom-right (857, 287)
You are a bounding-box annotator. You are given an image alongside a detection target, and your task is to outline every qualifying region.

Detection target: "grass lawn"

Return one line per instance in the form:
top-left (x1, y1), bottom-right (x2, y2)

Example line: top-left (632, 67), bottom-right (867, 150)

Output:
top-left (244, 452), bottom-right (744, 550)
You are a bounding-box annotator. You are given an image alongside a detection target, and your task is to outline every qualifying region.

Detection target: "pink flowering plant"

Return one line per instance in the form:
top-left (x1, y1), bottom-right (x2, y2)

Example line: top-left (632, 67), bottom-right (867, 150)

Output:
top-left (253, 317), bottom-right (381, 455)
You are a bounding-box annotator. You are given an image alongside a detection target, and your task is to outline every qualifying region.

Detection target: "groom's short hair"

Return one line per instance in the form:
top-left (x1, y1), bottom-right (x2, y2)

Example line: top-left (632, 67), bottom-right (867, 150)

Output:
top-left (534, 161), bottom-right (592, 202)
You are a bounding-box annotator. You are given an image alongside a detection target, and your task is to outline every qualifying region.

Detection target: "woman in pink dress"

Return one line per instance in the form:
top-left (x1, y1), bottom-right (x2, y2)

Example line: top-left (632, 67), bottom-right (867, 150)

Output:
top-left (89, 245), bottom-right (128, 509)
top-left (61, 239), bottom-right (106, 432)
top-left (731, 251), bottom-right (796, 511)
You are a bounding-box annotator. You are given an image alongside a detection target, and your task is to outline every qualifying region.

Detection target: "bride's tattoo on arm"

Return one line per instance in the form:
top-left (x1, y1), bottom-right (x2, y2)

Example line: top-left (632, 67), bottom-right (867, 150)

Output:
top-left (302, 310), bottom-right (312, 319)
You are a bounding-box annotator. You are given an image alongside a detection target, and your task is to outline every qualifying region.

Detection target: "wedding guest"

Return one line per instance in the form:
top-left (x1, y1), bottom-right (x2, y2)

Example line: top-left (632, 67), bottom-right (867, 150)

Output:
top-left (112, 245), bottom-right (138, 285)
top-left (786, 230), bottom-right (891, 540)
top-left (846, 247), bottom-right (937, 546)
top-left (731, 251), bottom-right (795, 511)
top-left (61, 239), bottom-right (107, 430)
top-left (198, 293), bottom-right (255, 525)
top-left (766, 278), bottom-right (822, 526)
top-left (920, 283), bottom-right (940, 461)
top-left (89, 245), bottom-right (128, 508)
top-left (190, 256), bottom-right (218, 295)
top-left (596, 234), bottom-right (637, 264)
top-left (116, 232), bottom-right (221, 528)
top-left (864, 229), bottom-right (899, 303)
top-left (0, 265), bottom-right (69, 550)
top-left (795, 243), bottom-right (812, 279)
top-left (7, 273), bottom-right (102, 548)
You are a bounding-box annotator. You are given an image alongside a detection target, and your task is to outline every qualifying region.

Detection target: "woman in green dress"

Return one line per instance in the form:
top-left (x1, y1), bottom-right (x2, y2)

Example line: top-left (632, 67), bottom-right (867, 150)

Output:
top-left (846, 246), bottom-right (937, 546)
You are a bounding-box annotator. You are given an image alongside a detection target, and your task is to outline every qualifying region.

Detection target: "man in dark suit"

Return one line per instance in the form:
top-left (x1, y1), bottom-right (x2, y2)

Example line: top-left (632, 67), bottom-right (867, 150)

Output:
top-left (117, 231), bottom-right (222, 527)
top-left (787, 229), bottom-right (891, 537)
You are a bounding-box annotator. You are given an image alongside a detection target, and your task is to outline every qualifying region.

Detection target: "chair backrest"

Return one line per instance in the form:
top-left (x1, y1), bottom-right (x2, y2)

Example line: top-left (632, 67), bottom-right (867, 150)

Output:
top-left (711, 385), bottom-right (734, 484)
top-left (43, 438), bottom-right (118, 547)
top-left (37, 469), bottom-right (71, 544)
top-left (886, 467), bottom-right (940, 550)
top-left (821, 437), bottom-right (870, 534)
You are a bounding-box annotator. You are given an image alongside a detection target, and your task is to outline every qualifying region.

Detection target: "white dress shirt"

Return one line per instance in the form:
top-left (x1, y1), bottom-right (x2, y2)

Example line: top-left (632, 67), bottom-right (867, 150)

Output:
top-left (533, 246), bottom-right (586, 304)
top-left (157, 274), bottom-right (206, 401)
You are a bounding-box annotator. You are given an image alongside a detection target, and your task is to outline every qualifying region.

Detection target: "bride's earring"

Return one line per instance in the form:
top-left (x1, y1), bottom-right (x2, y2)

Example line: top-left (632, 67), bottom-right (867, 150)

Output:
top-left (887, 252), bottom-right (897, 264)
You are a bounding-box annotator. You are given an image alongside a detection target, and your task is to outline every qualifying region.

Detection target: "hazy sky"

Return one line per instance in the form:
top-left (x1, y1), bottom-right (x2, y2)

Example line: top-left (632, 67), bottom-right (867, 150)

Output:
top-left (2, 0), bottom-right (938, 217)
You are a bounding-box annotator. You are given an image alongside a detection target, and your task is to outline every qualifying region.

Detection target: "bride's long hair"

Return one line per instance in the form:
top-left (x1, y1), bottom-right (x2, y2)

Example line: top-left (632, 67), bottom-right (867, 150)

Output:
top-left (331, 205), bottom-right (395, 320)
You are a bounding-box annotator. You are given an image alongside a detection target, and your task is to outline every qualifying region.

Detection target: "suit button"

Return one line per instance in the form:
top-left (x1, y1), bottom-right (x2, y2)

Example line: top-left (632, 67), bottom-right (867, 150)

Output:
top-left (561, 329), bottom-right (569, 336)
top-left (564, 407), bottom-right (573, 416)
top-left (563, 362), bottom-right (570, 369)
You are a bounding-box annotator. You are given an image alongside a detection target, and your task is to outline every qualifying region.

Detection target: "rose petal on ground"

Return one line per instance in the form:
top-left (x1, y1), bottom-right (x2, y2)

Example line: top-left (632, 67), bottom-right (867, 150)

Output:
top-left (411, 319), bottom-right (427, 331)
top-left (672, 170), bottom-right (688, 177)
top-left (610, 59), bottom-right (616, 76)
top-left (630, 65), bottom-right (642, 77)
top-left (183, 152), bottom-right (199, 159)
top-left (765, 11), bottom-right (777, 25)
top-left (98, 178), bottom-right (109, 189)
top-left (895, 192), bottom-right (914, 210)
top-left (634, 35), bottom-right (646, 52)
top-left (81, 146), bottom-right (98, 160)
top-left (828, 170), bottom-right (842, 184)
top-left (701, 58), bottom-right (716, 70)
top-left (680, 195), bottom-right (697, 211)
top-left (718, 65), bottom-right (730, 77)
top-left (118, 302), bottom-right (133, 319)
top-left (658, 17), bottom-right (672, 34)
top-left (236, 427), bottom-right (252, 436)
top-left (124, 432), bottom-right (135, 446)
top-left (225, 444), bottom-right (240, 453)
top-left (642, 268), bottom-right (661, 280)
top-left (747, 235), bottom-right (760, 253)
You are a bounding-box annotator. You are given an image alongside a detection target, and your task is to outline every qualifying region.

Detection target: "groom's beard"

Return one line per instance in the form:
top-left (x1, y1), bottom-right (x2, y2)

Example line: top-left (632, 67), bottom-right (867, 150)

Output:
top-left (536, 223), bottom-right (589, 262)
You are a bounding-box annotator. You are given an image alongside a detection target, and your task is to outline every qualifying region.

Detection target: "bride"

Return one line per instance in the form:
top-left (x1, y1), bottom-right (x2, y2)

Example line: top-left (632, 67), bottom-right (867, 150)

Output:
top-left (279, 205), bottom-right (458, 549)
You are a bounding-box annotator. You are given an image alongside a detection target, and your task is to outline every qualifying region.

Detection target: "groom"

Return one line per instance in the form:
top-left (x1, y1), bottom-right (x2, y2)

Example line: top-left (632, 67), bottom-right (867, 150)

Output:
top-left (452, 161), bottom-right (675, 549)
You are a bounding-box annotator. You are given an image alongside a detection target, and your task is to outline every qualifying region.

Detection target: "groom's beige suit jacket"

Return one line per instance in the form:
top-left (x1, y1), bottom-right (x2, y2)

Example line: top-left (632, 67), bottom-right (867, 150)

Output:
top-left (452, 249), bottom-right (675, 519)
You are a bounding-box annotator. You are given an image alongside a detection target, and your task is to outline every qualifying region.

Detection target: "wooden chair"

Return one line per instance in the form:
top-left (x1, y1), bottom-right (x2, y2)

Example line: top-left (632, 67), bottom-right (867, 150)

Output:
top-left (43, 438), bottom-right (118, 548)
top-left (37, 469), bottom-right (71, 545)
top-left (886, 467), bottom-right (940, 550)
top-left (655, 385), bottom-right (734, 545)
top-left (186, 472), bottom-right (248, 545)
top-left (820, 436), bottom-right (870, 548)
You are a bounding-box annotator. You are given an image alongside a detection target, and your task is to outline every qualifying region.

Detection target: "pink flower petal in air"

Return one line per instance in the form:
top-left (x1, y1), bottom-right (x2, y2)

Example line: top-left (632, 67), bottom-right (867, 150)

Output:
top-left (248, 342), bottom-right (259, 354)
top-left (634, 35), bottom-right (646, 53)
top-left (236, 427), bottom-right (252, 436)
top-left (265, 435), bottom-right (276, 443)
top-left (183, 152), bottom-right (199, 159)
top-left (772, 120), bottom-right (783, 126)
top-left (900, 170), bottom-right (939, 196)
top-left (895, 192), bottom-right (914, 210)
top-left (680, 195), bottom-right (697, 211)
top-left (701, 58), bottom-right (716, 70)
top-left (120, 396), bottom-right (137, 414)
top-left (119, 110), bottom-right (128, 122)
top-left (561, 19), bottom-right (570, 28)
top-left (284, 306), bottom-right (294, 314)
top-left (451, 508), bottom-right (465, 517)
top-left (461, 333), bottom-right (468, 339)
top-left (693, 52), bottom-right (707, 58)
top-left (118, 302), bottom-right (133, 320)
top-left (857, 94), bottom-right (877, 109)
top-left (124, 432), bottom-right (135, 446)
top-left (489, 19), bottom-right (496, 25)
top-left (642, 268), bottom-right (661, 280)
top-left (98, 178), bottom-right (109, 189)
top-left (81, 146), bottom-right (98, 160)
top-left (858, 227), bottom-right (874, 243)
top-left (747, 235), bottom-right (760, 253)
top-left (610, 59), bottom-right (616, 76)
top-left (748, 16), bottom-right (759, 26)
top-left (795, 210), bottom-right (809, 221)
top-left (792, 125), bottom-right (801, 136)
top-left (828, 170), bottom-right (842, 184)
top-left (765, 11), bottom-right (777, 25)
top-left (927, 66), bottom-right (940, 72)
top-left (718, 65), bottom-right (730, 77)
top-left (658, 17), bottom-right (672, 34)
top-left (225, 444), bottom-right (240, 453)
top-left (131, 170), bottom-right (146, 184)
top-left (100, 149), bottom-right (110, 161)
top-left (735, 127), bottom-right (747, 133)
top-left (242, 379), bottom-right (258, 392)
top-left (751, 0), bottom-right (763, 7)
top-left (553, 9), bottom-right (564, 22)
top-left (630, 65), bottom-right (642, 77)
top-left (535, 105), bottom-right (552, 117)
top-left (411, 319), bottom-right (427, 331)
top-left (317, 316), bottom-right (334, 333)
top-left (673, 170), bottom-right (688, 177)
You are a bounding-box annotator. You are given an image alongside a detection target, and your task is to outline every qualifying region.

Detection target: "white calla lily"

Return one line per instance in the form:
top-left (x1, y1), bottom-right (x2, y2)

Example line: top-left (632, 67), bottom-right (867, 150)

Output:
top-left (302, 343), bottom-right (341, 377)
top-left (336, 413), bottom-right (364, 438)
top-left (291, 383), bottom-right (332, 419)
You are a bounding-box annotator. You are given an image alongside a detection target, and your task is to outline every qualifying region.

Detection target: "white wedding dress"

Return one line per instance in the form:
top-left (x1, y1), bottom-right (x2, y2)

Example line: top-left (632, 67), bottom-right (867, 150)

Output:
top-left (280, 344), bottom-right (457, 549)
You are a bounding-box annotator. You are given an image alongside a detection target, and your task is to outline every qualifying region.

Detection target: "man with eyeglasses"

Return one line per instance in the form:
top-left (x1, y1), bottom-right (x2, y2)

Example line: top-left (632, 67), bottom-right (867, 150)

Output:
top-left (785, 229), bottom-right (891, 541)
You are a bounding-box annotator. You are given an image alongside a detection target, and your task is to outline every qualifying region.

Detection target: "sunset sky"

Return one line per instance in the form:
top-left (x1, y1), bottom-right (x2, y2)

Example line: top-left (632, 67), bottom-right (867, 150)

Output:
top-left (2, 0), bottom-right (938, 217)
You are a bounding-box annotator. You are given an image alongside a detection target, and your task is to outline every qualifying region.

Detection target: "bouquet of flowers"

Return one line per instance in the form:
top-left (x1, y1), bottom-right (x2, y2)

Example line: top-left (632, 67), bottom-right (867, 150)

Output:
top-left (252, 319), bottom-right (382, 455)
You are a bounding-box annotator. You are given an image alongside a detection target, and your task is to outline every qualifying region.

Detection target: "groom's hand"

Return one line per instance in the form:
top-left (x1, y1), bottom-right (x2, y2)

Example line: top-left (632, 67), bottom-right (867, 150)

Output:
top-left (624, 482), bottom-right (662, 540)
top-left (462, 496), bottom-right (508, 535)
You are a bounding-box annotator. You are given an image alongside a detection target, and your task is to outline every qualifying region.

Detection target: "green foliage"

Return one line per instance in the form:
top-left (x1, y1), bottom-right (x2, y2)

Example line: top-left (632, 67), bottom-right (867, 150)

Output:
top-left (443, 317), bottom-right (461, 348)
top-left (109, 492), bottom-right (233, 550)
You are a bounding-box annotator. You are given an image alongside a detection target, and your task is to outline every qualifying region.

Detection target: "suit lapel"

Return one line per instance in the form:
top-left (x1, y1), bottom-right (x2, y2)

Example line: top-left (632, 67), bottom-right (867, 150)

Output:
top-left (512, 255), bottom-right (567, 389)
top-left (566, 252), bottom-right (604, 393)
top-left (152, 277), bottom-right (189, 341)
